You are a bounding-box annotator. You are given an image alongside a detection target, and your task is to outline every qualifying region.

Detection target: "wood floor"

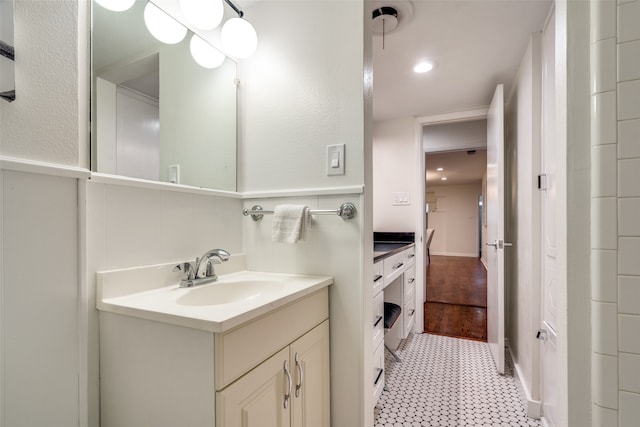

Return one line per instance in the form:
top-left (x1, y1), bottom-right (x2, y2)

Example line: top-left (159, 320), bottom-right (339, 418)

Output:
top-left (424, 255), bottom-right (487, 341)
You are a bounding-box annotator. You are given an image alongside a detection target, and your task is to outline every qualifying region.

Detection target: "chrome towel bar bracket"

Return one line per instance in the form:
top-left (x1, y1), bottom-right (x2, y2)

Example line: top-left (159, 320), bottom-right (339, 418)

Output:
top-left (242, 202), bottom-right (357, 221)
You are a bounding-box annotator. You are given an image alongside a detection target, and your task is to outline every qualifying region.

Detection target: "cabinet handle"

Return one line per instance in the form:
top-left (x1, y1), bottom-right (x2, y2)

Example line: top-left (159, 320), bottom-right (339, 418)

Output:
top-left (294, 353), bottom-right (303, 398)
top-left (373, 274), bottom-right (383, 283)
top-left (408, 254), bottom-right (415, 258)
top-left (393, 262), bottom-right (404, 270)
top-left (374, 368), bottom-right (384, 386)
top-left (408, 278), bottom-right (415, 283)
top-left (283, 360), bottom-right (292, 409)
top-left (409, 309), bottom-right (415, 316)
top-left (374, 315), bottom-right (383, 327)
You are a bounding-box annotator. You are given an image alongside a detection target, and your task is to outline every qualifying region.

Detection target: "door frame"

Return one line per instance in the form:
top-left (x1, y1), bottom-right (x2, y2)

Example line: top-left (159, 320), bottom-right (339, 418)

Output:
top-left (413, 107), bottom-right (488, 333)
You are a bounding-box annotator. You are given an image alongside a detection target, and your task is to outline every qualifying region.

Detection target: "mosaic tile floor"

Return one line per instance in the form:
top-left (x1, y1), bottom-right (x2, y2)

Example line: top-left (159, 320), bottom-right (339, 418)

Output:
top-left (374, 334), bottom-right (542, 427)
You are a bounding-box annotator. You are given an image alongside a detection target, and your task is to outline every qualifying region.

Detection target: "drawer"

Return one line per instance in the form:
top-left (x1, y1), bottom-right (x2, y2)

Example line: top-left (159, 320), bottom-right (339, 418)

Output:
top-left (403, 289), bottom-right (416, 338)
top-left (403, 246), bottom-right (416, 265)
top-left (373, 291), bottom-right (384, 350)
top-left (403, 267), bottom-right (416, 299)
top-left (373, 261), bottom-right (384, 295)
top-left (373, 341), bottom-right (385, 404)
top-left (383, 251), bottom-right (407, 284)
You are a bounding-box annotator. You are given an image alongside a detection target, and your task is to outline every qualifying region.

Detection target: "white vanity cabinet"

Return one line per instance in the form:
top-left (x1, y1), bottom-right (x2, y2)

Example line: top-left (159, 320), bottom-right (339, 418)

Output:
top-left (100, 287), bottom-right (330, 427)
top-left (372, 260), bottom-right (385, 404)
top-left (217, 320), bottom-right (330, 427)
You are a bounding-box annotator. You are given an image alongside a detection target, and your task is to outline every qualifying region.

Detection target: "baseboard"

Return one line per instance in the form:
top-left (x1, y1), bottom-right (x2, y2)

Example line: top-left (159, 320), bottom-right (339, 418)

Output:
top-left (480, 257), bottom-right (488, 270)
top-left (507, 342), bottom-right (541, 419)
top-left (430, 251), bottom-right (479, 257)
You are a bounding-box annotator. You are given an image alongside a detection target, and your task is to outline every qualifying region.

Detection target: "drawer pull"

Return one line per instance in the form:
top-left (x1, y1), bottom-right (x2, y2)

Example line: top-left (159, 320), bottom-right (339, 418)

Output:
top-left (408, 278), bottom-right (415, 284)
top-left (393, 262), bottom-right (404, 270)
top-left (374, 315), bottom-right (383, 327)
top-left (283, 360), bottom-right (292, 409)
top-left (408, 309), bottom-right (415, 316)
top-left (373, 274), bottom-right (383, 283)
top-left (408, 254), bottom-right (415, 258)
top-left (294, 353), bottom-right (303, 398)
top-left (374, 368), bottom-right (384, 386)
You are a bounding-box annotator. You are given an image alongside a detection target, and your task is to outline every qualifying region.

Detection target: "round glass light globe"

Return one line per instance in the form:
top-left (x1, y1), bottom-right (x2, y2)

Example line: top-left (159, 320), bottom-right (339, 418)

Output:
top-left (144, 2), bottom-right (187, 45)
top-left (179, 0), bottom-right (224, 30)
top-left (190, 35), bottom-right (225, 69)
top-left (221, 18), bottom-right (257, 59)
top-left (95, 0), bottom-right (135, 12)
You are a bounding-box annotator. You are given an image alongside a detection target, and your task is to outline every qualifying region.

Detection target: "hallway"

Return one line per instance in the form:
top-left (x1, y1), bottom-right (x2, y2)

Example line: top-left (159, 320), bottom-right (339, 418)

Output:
top-left (424, 256), bottom-right (487, 341)
top-left (374, 334), bottom-right (540, 426)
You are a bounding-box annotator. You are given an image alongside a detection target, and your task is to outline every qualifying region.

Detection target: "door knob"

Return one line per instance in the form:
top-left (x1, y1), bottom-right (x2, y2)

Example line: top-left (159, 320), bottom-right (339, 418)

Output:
top-left (486, 241), bottom-right (498, 248)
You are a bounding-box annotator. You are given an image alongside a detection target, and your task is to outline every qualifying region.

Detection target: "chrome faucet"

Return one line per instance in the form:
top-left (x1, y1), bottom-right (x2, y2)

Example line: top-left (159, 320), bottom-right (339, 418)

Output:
top-left (174, 248), bottom-right (231, 288)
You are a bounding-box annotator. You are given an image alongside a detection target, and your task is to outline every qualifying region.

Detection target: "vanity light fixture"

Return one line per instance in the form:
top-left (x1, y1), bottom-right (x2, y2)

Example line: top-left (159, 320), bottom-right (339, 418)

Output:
top-left (414, 60), bottom-right (434, 74)
top-left (221, 16), bottom-right (257, 59)
top-left (180, 0), bottom-right (224, 30)
top-left (190, 34), bottom-right (226, 69)
top-left (95, 0), bottom-right (135, 12)
top-left (144, 2), bottom-right (187, 44)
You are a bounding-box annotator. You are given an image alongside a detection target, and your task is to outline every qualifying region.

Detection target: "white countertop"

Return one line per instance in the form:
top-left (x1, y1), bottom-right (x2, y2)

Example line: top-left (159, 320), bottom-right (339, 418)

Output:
top-left (97, 261), bottom-right (333, 333)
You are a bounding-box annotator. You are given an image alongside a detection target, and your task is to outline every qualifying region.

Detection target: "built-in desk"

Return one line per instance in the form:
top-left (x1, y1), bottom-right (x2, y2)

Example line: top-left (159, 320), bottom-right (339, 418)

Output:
top-left (371, 233), bottom-right (416, 406)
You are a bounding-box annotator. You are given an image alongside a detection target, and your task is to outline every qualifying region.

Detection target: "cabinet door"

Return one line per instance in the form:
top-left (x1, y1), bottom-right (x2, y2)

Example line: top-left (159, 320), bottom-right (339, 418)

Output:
top-left (290, 321), bottom-right (330, 427)
top-left (216, 347), bottom-right (291, 427)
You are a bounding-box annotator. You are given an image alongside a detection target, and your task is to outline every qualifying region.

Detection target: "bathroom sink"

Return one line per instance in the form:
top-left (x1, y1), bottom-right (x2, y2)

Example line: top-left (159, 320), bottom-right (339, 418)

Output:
top-left (176, 278), bottom-right (287, 306)
top-left (96, 263), bottom-right (333, 332)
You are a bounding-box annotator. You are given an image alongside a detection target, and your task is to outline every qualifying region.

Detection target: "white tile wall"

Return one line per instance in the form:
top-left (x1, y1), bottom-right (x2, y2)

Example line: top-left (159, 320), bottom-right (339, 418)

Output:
top-left (619, 353), bottom-right (640, 393)
top-left (592, 301), bottom-right (619, 355)
top-left (618, 119), bottom-right (640, 159)
top-left (592, 353), bottom-right (619, 409)
top-left (592, 91), bottom-right (618, 145)
top-left (591, 197), bottom-right (618, 249)
top-left (592, 144), bottom-right (618, 197)
top-left (618, 198), bottom-right (640, 235)
top-left (617, 0), bottom-right (640, 43)
top-left (618, 40), bottom-right (640, 82)
top-left (593, 403), bottom-right (619, 427)
top-left (619, 237), bottom-right (640, 275)
top-left (593, 38), bottom-right (618, 94)
top-left (618, 159), bottom-right (640, 196)
top-left (619, 391), bottom-right (640, 427)
top-left (619, 275), bottom-right (640, 314)
top-left (591, 0), bottom-right (616, 43)
top-left (591, 1), bottom-right (640, 423)
top-left (619, 314), bottom-right (640, 353)
top-left (592, 249), bottom-right (618, 302)
top-left (617, 80), bottom-right (640, 120)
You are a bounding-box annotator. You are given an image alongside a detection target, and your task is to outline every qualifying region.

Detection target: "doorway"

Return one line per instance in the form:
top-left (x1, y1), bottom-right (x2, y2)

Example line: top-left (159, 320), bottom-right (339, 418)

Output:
top-left (423, 137), bottom-right (488, 341)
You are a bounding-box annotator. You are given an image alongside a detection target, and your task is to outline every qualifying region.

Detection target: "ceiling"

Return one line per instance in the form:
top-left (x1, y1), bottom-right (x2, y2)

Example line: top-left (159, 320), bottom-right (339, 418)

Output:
top-left (426, 148), bottom-right (487, 186)
top-left (371, 0), bottom-right (552, 122)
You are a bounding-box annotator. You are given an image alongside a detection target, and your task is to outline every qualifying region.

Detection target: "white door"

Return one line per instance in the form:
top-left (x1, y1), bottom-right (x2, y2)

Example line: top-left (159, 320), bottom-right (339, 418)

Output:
top-left (540, 8), bottom-right (558, 426)
top-left (486, 84), bottom-right (506, 374)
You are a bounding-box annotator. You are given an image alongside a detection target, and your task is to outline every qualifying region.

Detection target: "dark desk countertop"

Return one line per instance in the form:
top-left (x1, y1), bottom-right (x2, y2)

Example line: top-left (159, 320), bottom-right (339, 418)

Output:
top-left (373, 241), bottom-right (415, 263)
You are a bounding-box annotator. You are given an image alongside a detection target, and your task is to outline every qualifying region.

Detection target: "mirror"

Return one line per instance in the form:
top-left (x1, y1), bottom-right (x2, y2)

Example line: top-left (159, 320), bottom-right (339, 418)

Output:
top-left (91, 0), bottom-right (237, 191)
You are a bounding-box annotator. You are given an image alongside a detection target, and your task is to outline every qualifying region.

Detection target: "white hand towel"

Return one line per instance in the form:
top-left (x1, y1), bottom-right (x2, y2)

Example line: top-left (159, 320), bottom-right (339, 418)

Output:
top-left (272, 204), bottom-right (308, 244)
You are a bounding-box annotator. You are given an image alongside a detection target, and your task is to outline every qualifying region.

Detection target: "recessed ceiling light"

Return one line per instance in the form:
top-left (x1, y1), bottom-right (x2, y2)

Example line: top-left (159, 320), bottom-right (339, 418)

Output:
top-left (414, 61), bottom-right (434, 74)
top-left (441, 177), bottom-right (447, 181)
top-left (436, 167), bottom-right (444, 171)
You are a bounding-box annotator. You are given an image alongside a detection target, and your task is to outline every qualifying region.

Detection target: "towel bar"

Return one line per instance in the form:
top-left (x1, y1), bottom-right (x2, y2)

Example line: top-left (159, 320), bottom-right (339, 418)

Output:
top-left (242, 203), bottom-right (356, 221)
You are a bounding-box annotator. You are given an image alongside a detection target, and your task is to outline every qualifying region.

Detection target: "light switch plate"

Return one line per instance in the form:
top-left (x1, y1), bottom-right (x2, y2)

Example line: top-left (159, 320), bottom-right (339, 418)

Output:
top-left (168, 164), bottom-right (180, 184)
top-left (392, 192), bottom-right (411, 205)
top-left (326, 144), bottom-right (345, 176)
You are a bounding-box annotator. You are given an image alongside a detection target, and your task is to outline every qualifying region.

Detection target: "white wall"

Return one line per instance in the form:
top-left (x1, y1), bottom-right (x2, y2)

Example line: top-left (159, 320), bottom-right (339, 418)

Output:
top-left (504, 34), bottom-right (542, 414)
top-left (590, 0), bottom-right (640, 425)
top-left (427, 183), bottom-right (482, 257)
top-left (372, 117), bottom-right (417, 232)
top-left (0, 0), bottom-right (88, 167)
top-left (239, 0), bottom-right (365, 193)
top-left (239, 1), bottom-right (369, 426)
